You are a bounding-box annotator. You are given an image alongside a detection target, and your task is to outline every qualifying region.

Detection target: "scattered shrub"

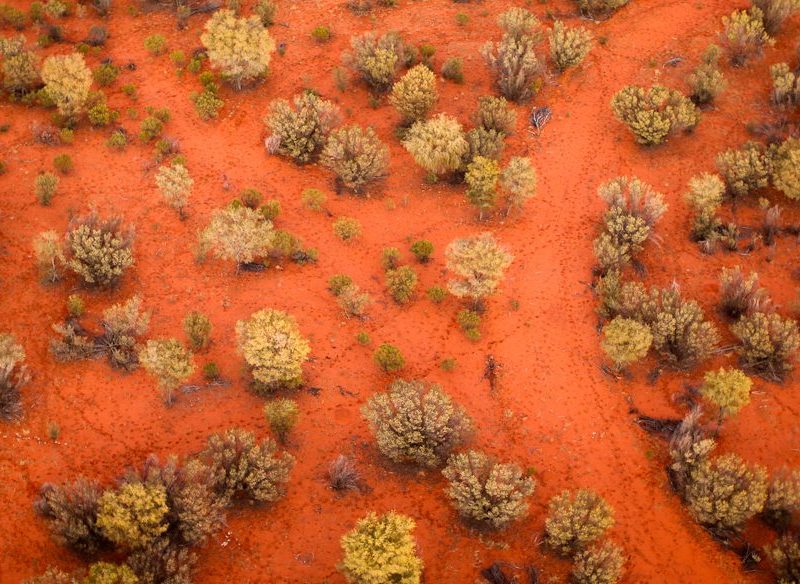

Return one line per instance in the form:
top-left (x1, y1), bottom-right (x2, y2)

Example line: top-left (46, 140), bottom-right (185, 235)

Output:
top-left (99, 296), bottom-right (150, 370)
top-left (340, 512), bottom-right (423, 584)
top-left (474, 96), bottom-right (516, 136)
top-left (465, 156), bottom-right (500, 219)
top-left (41, 53), bottom-right (92, 120)
top-left (202, 203), bottom-right (274, 270)
top-left (264, 398), bottom-right (299, 443)
top-left (685, 453), bottom-right (767, 533)
top-left (265, 92), bottom-right (340, 164)
top-left (445, 232), bottom-right (513, 309)
top-left (127, 537), bottom-right (196, 584)
top-left (441, 57), bottom-right (463, 83)
top-left (386, 265), bottom-right (418, 304)
top-left (610, 85), bottom-right (699, 146)
top-left (2, 49), bottom-right (40, 94)
top-left (410, 240), bottom-right (433, 263)
top-left (731, 311), bottom-right (799, 380)
top-left (699, 367), bottom-right (752, 423)
top-left (501, 156), bottom-right (537, 213)
top-left (107, 129), bottom-right (128, 150)
top-left (65, 212), bottom-right (134, 288)
top-left (427, 286), bottom-right (447, 303)
top-left (183, 312), bottom-right (212, 351)
top-left (685, 173), bottom-right (724, 242)
top-left (571, 541), bottom-right (626, 584)
top-left (67, 294), bottom-right (85, 318)
top-left (201, 9), bottom-right (276, 89)
top-left (0, 333), bottom-right (28, 421)
top-left (497, 7), bottom-right (540, 39)
top-left (328, 455), bottom-right (360, 492)
top-left (337, 284), bottom-right (372, 318)
top-left (718, 266), bottom-right (769, 320)
top-left (35, 172), bottom-right (59, 206)
top-left (766, 533), bottom-right (800, 584)
top-left (465, 127), bottom-right (505, 162)
top-left (549, 21), bottom-right (592, 72)
top-left (333, 216), bottom-right (362, 241)
top-left (771, 138), bottom-right (800, 200)
top-left (481, 30), bottom-right (544, 102)
top-left (138, 116), bottom-right (164, 142)
top-left (35, 478), bottom-right (105, 556)
top-left (721, 7), bottom-right (773, 66)
top-left (192, 82), bottom-right (224, 120)
top-left (456, 309), bottom-right (481, 340)
top-left (715, 142), bottom-right (771, 197)
top-left (311, 25), bottom-right (331, 43)
top-left (96, 482), bottom-right (169, 548)
top-left (329, 274), bottom-right (354, 295)
top-left (143, 34), bottom-right (166, 56)
top-left (402, 114), bottom-right (468, 180)
top-left (254, 0), bottom-right (276, 26)
top-left (346, 31), bottom-right (411, 92)
top-left (373, 343), bottom-right (405, 372)
top-left (754, 0), bottom-right (800, 34)
top-left (320, 125), bottom-right (389, 193)
top-left (442, 450), bottom-right (534, 529)
top-left (138, 339), bottom-right (195, 404)
top-left (764, 471), bottom-right (800, 529)
top-left (362, 378), bottom-right (471, 467)
top-left (155, 163), bottom-right (193, 219)
top-left (600, 316), bottom-right (652, 370)
top-left (83, 562), bottom-right (138, 584)
top-left (687, 45), bottom-right (726, 105)
top-left (93, 62), bottom-right (119, 87)
top-left (236, 308), bottom-right (310, 393)
top-left (771, 62), bottom-right (800, 108)
top-left (53, 153), bottom-right (72, 175)
top-left (356, 331), bottom-right (371, 345)
top-left (544, 489), bottom-right (615, 557)
top-left (389, 64), bottom-right (437, 125)
top-left (199, 427), bottom-right (294, 505)
top-left (575, 0), bottom-right (629, 18)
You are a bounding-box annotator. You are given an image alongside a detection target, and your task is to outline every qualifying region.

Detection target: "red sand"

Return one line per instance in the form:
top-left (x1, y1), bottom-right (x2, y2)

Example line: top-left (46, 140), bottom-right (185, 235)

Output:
top-left (1, 0), bottom-right (799, 582)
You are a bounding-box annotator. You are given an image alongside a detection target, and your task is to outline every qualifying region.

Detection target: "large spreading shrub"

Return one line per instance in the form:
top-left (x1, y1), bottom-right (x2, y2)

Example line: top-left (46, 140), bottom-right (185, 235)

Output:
top-left (96, 482), bottom-right (169, 548)
top-left (442, 450), bottom-right (535, 529)
top-left (610, 85), bottom-right (699, 146)
top-left (320, 125), bottom-right (389, 193)
top-left (236, 308), bottom-right (310, 393)
top-left (715, 142), bottom-right (771, 197)
top-left (549, 21), bottom-right (592, 72)
top-left (771, 138), bottom-right (800, 200)
top-left (35, 478), bottom-right (105, 556)
top-left (731, 311), bottom-right (799, 380)
top-left (41, 52), bottom-right (92, 120)
top-left (0, 332), bottom-right (28, 421)
top-left (265, 92), bottom-right (340, 164)
top-left (138, 339), bottom-right (195, 404)
top-left (65, 212), bottom-right (134, 288)
top-left (362, 378), bottom-right (472, 468)
top-left (699, 367), bottom-right (752, 422)
top-left (445, 232), bottom-right (512, 309)
top-left (544, 489), bottom-right (615, 557)
top-left (720, 7), bottom-right (773, 66)
top-left (389, 64), bottom-right (437, 125)
top-left (201, 203), bottom-right (275, 271)
top-left (346, 31), bottom-right (411, 92)
top-left (200, 9), bottom-right (275, 89)
top-left (340, 512), bottom-right (423, 584)
top-left (402, 114), bottom-right (468, 180)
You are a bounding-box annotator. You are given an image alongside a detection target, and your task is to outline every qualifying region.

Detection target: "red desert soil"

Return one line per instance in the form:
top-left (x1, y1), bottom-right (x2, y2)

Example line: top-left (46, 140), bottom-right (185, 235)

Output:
top-left (1, 0), bottom-right (799, 582)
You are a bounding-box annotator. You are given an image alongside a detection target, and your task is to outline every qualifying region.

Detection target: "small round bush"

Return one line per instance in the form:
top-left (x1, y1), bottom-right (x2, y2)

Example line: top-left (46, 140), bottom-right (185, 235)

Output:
top-left (600, 316), bottom-right (652, 370)
top-left (544, 489), bottom-right (615, 557)
top-left (35, 172), bottom-right (59, 205)
top-left (301, 188), bottom-right (326, 211)
top-left (333, 217), bottom-right (362, 242)
top-left (53, 154), bottom-right (72, 174)
top-left (374, 343), bottom-right (405, 372)
top-left (410, 240), bottom-right (433, 263)
top-left (264, 398), bottom-right (299, 443)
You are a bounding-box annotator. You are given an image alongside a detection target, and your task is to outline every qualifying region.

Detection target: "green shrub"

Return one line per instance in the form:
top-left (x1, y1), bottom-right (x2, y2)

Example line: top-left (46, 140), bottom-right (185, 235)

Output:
top-left (346, 31), bottom-right (410, 92)
top-left (571, 541), bottom-right (626, 584)
top-left (84, 562), bottom-right (138, 584)
top-left (201, 9), bottom-right (276, 89)
top-left (333, 216), bottom-right (362, 241)
top-left (138, 338), bottom-right (195, 404)
top-left (201, 203), bottom-right (274, 270)
top-left (65, 212), bottom-right (134, 287)
top-left (53, 153), bottom-right (72, 175)
top-left (544, 489), bottom-right (615, 557)
top-left (685, 173), bottom-right (724, 242)
top-left (301, 187), bottom-right (326, 211)
top-left (575, 0), bottom-right (629, 18)
top-left (441, 57), bottom-right (463, 83)
top-left (731, 311), bottom-right (799, 380)
top-left (35, 172), bottom-right (58, 205)
top-left (96, 482), bottom-right (169, 548)
top-left (362, 378), bottom-right (471, 467)
top-left (320, 125), bottom-right (389, 193)
top-left (600, 316), bottom-right (652, 370)
top-left (0, 4), bottom-right (26, 29)
top-left (410, 240), bottom-right (433, 263)
top-left (445, 232), bottom-right (512, 309)
top-left (107, 129), bottom-right (128, 150)
top-left (386, 266), bottom-right (418, 304)
top-left (402, 114), bottom-right (468, 179)
top-left (699, 367), bottom-right (752, 421)
top-left (501, 156), bottom-right (537, 213)
top-left (138, 115), bottom-right (164, 142)
top-left (35, 478), bottom-right (104, 555)
top-left (192, 85), bottom-right (224, 120)
top-left (311, 25), bottom-right (331, 43)
top-left (442, 449), bottom-right (534, 529)
top-left (549, 21), bottom-right (592, 72)
top-left (721, 7), bottom-right (773, 66)
top-left (610, 85), bottom-right (699, 145)
top-left (87, 98), bottom-right (118, 128)
top-left (236, 308), bottom-right (310, 392)
top-left (356, 331), bottom-right (371, 345)
top-left (340, 512), bottom-right (423, 584)
top-left (2, 49), bottom-right (40, 94)
top-left (337, 284), bottom-right (371, 318)
top-left (373, 343), bottom-right (405, 372)
top-left (254, 0), bottom-right (276, 26)
top-left (389, 64), bottom-right (437, 125)
top-left (715, 142), bottom-right (771, 197)
top-left (771, 62), bottom-right (800, 108)
top-left (465, 156), bottom-right (500, 219)
top-left (427, 286), bottom-right (447, 303)
top-left (144, 34), bottom-right (166, 56)
top-left (265, 92), bottom-right (340, 164)
top-left (381, 247), bottom-right (401, 271)
top-left (66, 294), bottom-right (84, 318)
top-left (155, 163), bottom-right (193, 218)
top-left (481, 31), bottom-right (544, 102)
top-left (474, 95), bottom-right (516, 136)
top-left (93, 62), bottom-right (119, 86)
top-left (771, 138), bottom-right (800, 200)
top-left (766, 533), bottom-right (800, 584)
top-left (687, 45), bottom-right (726, 105)
top-left (456, 309), bottom-right (481, 341)
top-left (328, 274), bottom-right (354, 295)
top-left (264, 398), bottom-right (299, 443)
top-left (41, 53), bottom-right (92, 120)
top-left (465, 127), bottom-right (505, 162)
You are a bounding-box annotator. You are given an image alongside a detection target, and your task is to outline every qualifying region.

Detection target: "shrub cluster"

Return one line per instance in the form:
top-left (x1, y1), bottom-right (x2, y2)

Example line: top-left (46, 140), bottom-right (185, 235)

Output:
top-left (721, 6), bottom-right (773, 66)
top-left (715, 142), bottom-right (771, 197)
top-left (65, 212), bottom-right (135, 288)
top-left (731, 311), bottom-right (799, 381)
top-left (687, 45), bottom-right (726, 105)
top-left (265, 92), bottom-right (340, 164)
top-left (549, 20), bottom-right (592, 72)
top-left (610, 85), bottom-right (699, 146)
top-left (445, 232), bottom-right (513, 310)
top-left (544, 489), bottom-right (615, 556)
top-left (346, 31), bottom-right (413, 93)
top-left (402, 113), bottom-right (468, 180)
top-left (389, 64), bottom-right (437, 126)
top-left (320, 125), bottom-right (389, 193)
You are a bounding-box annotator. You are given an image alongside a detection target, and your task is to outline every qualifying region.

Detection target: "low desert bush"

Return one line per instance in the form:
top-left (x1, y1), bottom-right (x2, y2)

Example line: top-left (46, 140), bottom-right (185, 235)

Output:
top-left (53, 154), bottom-right (72, 174)
top-left (385, 266), bottom-right (418, 304)
top-left (731, 311), bottom-right (799, 380)
top-left (340, 512), bottom-right (423, 584)
top-left (155, 163), bottom-right (193, 219)
top-left (201, 203), bottom-right (275, 270)
top-left (685, 173), bottom-right (725, 242)
top-left (481, 30), bottom-right (544, 102)
top-left (389, 64), bottom-right (437, 125)
top-left (544, 489), bottom-right (615, 557)
top-left (35, 172), bottom-right (58, 206)
top-left (685, 453), bottom-right (767, 534)
top-left (410, 240), bottom-right (433, 263)
top-left (127, 537), bottom-right (196, 584)
top-left (687, 45), bottom-right (726, 105)
top-left (99, 296), bottom-right (150, 370)
top-left (0, 333), bottom-right (29, 421)
top-left (138, 339), bottom-right (195, 404)
top-left (254, 0), bottom-right (276, 26)
top-left (41, 52), bottom-right (92, 120)
top-left (718, 266), bottom-right (769, 320)
top-left (301, 188), bottom-right (326, 211)
top-left (328, 455), bottom-right (360, 492)
top-left (771, 138), bottom-right (800, 200)
top-left (456, 309), bottom-right (481, 341)
top-left (329, 274), bottom-right (354, 295)
top-left (200, 10), bottom-right (275, 89)
top-left (445, 232), bottom-right (513, 309)
top-left (346, 31), bottom-right (412, 92)
top-left (600, 316), bottom-right (652, 370)
top-left (771, 62), bottom-right (800, 108)
top-left (699, 367), bottom-right (752, 422)
top-left (193, 82), bottom-right (225, 121)
top-left (362, 378), bottom-right (471, 467)
top-left (236, 309), bottom-right (310, 393)
top-left (35, 478), bottom-right (105, 556)
top-left (766, 533), bottom-right (800, 584)
top-left (311, 25), bottom-right (331, 43)
top-left (144, 34), bottom-right (166, 56)
top-left (333, 216), bottom-right (362, 241)
top-left (753, 0), bottom-right (800, 34)
top-left (373, 343), bottom-right (405, 372)
top-left (198, 427), bottom-right (294, 505)
top-left (465, 156), bottom-right (500, 219)
top-left (571, 541), bottom-right (626, 584)
top-left (474, 96), bottom-right (516, 136)
top-left (721, 7), bottom-right (773, 67)
top-left (138, 116), bottom-right (164, 142)
top-left (320, 125), bottom-right (389, 193)
top-left (715, 142), bottom-right (771, 197)
top-left (93, 62), bottom-right (119, 87)
top-left (610, 85), bottom-right (699, 146)
top-left (442, 449), bottom-right (534, 529)
top-left (65, 212), bottom-right (134, 288)
top-left (3, 49), bottom-right (40, 95)
top-left (441, 57), bottom-right (463, 83)
top-left (265, 92), bottom-right (340, 164)
top-left (668, 408), bottom-right (717, 495)
top-left (501, 156), bottom-right (537, 214)
top-left (96, 482), bottom-right (169, 548)
top-left (465, 127), bottom-right (505, 162)
top-left (574, 0), bottom-right (629, 18)
top-left (402, 114), bottom-right (468, 180)
top-left (549, 21), bottom-right (592, 72)
top-left (183, 312), bottom-right (212, 351)
top-left (428, 286), bottom-right (447, 303)
top-left (764, 471), bottom-right (800, 529)
top-left (264, 398), bottom-right (299, 443)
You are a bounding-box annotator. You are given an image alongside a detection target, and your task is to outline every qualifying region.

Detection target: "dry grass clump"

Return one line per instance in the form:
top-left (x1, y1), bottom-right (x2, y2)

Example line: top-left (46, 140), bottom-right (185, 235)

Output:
top-left (320, 125), bottom-right (389, 193)
top-left (265, 92), bottom-right (340, 164)
top-left (328, 455), bottom-right (360, 492)
top-left (549, 20), bottom-right (592, 72)
top-left (718, 266), bottom-right (769, 320)
top-left (99, 295), bottom-right (150, 370)
top-left (715, 142), bottom-right (772, 197)
top-left (687, 45), bottom-right (727, 105)
top-left (544, 489), bottom-right (615, 556)
top-left (65, 212), bottom-right (135, 288)
top-left (731, 311), bottom-right (799, 381)
top-left (610, 85), bottom-right (699, 146)
top-left (720, 6), bottom-right (773, 67)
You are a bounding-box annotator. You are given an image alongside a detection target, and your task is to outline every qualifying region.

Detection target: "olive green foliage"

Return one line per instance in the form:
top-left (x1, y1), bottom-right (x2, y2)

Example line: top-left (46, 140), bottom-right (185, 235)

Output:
top-left (685, 453), bottom-right (767, 533)
top-left (382, 247), bottom-right (400, 270)
top-left (457, 309), bottom-right (481, 341)
top-left (198, 427), bottom-right (294, 505)
top-left (264, 398), bottom-right (299, 443)
top-left (100, 296), bottom-right (150, 370)
top-left (441, 57), bottom-right (463, 83)
top-left (2, 45), bottom-right (40, 94)
top-left (41, 53), bottom-right (92, 119)
top-left (138, 116), bottom-right (163, 142)
top-left (265, 92), bottom-right (340, 164)
top-left (718, 266), bottom-right (769, 320)
top-left (474, 95), bottom-right (516, 136)
top-left (445, 232), bottom-right (513, 305)
top-left (192, 77), bottom-right (224, 121)
top-left (236, 308), bottom-right (310, 392)
top-left (600, 316), bottom-right (652, 370)
top-left (155, 163), bottom-right (193, 218)
top-left (549, 21), bottom-right (592, 72)
top-left (575, 0), bottom-right (629, 18)
top-left (201, 203), bottom-right (274, 269)
top-left (481, 26), bottom-right (544, 102)
top-left (764, 470), bottom-right (800, 528)
top-left (35, 478), bottom-right (104, 555)
top-left (721, 7), bottom-right (773, 66)
top-left (254, 0), bottom-right (276, 26)
top-left (389, 64), bottom-right (437, 125)
top-left (766, 533), bottom-right (800, 584)
top-left (668, 408), bottom-right (718, 496)
top-left (385, 265), bottom-right (418, 304)
top-left (96, 483), bottom-right (169, 548)
top-left (183, 312), bottom-right (212, 351)
top-left (592, 177), bottom-right (666, 271)
top-left (465, 127), bottom-right (505, 162)
top-left (685, 173), bottom-right (725, 242)
top-left (754, 0), bottom-right (800, 34)
top-left (200, 9), bottom-right (276, 89)
top-left (771, 138), bottom-right (800, 200)
top-left (402, 114), bottom-right (468, 178)
top-left (65, 212), bottom-right (135, 288)
top-left (138, 339), bottom-right (195, 404)
top-left (699, 368), bottom-right (752, 420)
top-left (0, 333), bottom-right (27, 421)
top-left (571, 541), bottom-right (626, 584)
top-left (428, 286), bottom-right (447, 303)
top-left (83, 562), bottom-right (138, 584)
top-left (465, 156), bottom-right (500, 219)
top-left (320, 125), bottom-right (389, 193)
top-left (340, 512), bottom-right (423, 584)
top-left (347, 31), bottom-right (411, 92)
top-left (442, 450), bottom-right (534, 529)
top-left (143, 34), bottom-right (166, 56)
top-left (610, 85), bottom-right (699, 145)
top-left (301, 187), bottom-right (326, 211)
top-left (53, 153), bottom-right (72, 174)
top-left (333, 216), bottom-right (362, 241)
top-left (771, 62), bottom-right (800, 108)
top-left (328, 274), bottom-right (354, 295)
top-left (373, 343), bottom-right (405, 372)
top-left (410, 240), bottom-right (433, 263)
top-left (544, 489), bottom-right (615, 556)
top-left (731, 311), bottom-right (799, 380)
top-left (362, 378), bottom-right (471, 467)
top-left (715, 142), bottom-right (771, 197)
top-left (93, 63), bottom-right (119, 87)
top-left (688, 45), bottom-right (726, 105)
top-left (502, 156), bottom-right (537, 213)
top-left (35, 172), bottom-right (59, 205)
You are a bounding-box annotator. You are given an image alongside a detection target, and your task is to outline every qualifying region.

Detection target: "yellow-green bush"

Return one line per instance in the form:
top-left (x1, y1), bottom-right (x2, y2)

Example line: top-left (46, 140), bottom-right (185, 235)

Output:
top-left (497, 7), bottom-right (540, 39)
top-left (346, 31), bottom-right (411, 92)
top-left (481, 32), bottom-right (544, 102)
top-left (138, 338), bottom-right (195, 404)
top-left (501, 156), bottom-right (537, 213)
top-left (771, 138), bottom-right (800, 200)
top-left (600, 316), bottom-right (652, 370)
top-left (771, 62), bottom-right (800, 108)
top-left (65, 212), bottom-right (134, 288)
top-left (155, 163), bottom-right (193, 218)
top-left (389, 64), bottom-right (437, 125)
top-left (320, 125), bottom-right (389, 193)
top-left (473, 95), bottom-right (516, 136)
top-left (721, 7), bottom-right (773, 66)
top-left (265, 92), bottom-right (340, 164)
top-left (2, 48), bottom-right (39, 94)
top-left (571, 541), bottom-right (626, 584)
top-left (754, 0), bottom-right (800, 35)
top-left (687, 45), bottom-right (726, 105)
top-left (183, 312), bottom-right (212, 351)
top-left (385, 265), bottom-right (418, 304)
top-left (96, 483), bottom-right (169, 548)
top-left (715, 142), bottom-right (771, 197)
top-left (685, 173), bottom-right (724, 242)
top-left (264, 398), bottom-right (299, 443)
top-left (544, 489), bottom-right (615, 557)
top-left (549, 20), bottom-right (592, 72)
top-left (575, 0), bottom-right (628, 18)
top-left (699, 367), bottom-right (752, 420)
top-left (731, 311), bottom-right (799, 380)
top-left (445, 232), bottom-right (512, 307)
top-left (41, 52), bottom-right (92, 119)
top-left (402, 113), bottom-right (468, 179)
top-left (465, 156), bottom-right (500, 219)
top-left (83, 562), bottom-right (138, 584)
top-left (610, 85), bottom-right (699, 145)
top-left (332, 216), bottom-right (362, 241)
top-left (201, 203), bottom-right (275, 269)
top-left (373, 343), bottom-right (405, 372)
